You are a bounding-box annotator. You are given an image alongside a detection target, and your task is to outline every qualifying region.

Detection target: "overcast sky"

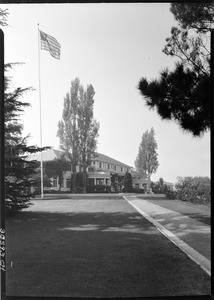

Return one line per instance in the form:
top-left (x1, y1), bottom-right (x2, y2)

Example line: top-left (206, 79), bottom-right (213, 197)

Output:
top-left (2, 3), bottom-right (210, 183)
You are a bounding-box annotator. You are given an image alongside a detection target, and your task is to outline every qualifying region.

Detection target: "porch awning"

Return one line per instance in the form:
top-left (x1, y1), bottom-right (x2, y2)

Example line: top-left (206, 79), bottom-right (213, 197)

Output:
top-left (88, 171), bottom-right (111, 179)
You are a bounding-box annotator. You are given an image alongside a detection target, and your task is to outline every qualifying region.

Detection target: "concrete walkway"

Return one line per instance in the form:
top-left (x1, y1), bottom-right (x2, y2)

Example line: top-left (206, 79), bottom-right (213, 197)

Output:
top-left (123, 195), bottom-right (211, 276)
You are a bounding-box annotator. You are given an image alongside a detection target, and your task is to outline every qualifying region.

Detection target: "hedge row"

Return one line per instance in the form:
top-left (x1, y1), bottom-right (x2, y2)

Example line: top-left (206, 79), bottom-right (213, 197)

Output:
top-left (86, 185), bottom-right (111, 193)
top-left (165, 176), bottom-right (210, 206)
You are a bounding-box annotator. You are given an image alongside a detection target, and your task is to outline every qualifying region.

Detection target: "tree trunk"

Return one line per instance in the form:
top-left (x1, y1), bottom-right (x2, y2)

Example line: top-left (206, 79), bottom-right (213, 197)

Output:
top-left (83, 168), bottom-right (87, 194)
top-left (71, 165), bottom-right (77, 193)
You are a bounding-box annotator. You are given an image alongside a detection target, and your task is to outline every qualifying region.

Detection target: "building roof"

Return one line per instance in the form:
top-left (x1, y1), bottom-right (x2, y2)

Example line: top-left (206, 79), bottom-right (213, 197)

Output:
top-left (130, 169), bottom-right (149, 179)
top-left (154, 181), bottom-right (174, 186)
top-left (27, 149), bottom-right (131, 168)
top-left (94, 152), bottom-right (132, 168)
top-left (27, 148), bottom-right (69, 162)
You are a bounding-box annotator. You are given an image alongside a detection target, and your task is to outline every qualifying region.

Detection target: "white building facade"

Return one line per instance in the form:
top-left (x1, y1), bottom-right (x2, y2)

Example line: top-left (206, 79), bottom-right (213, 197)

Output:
top-left (28, 149), bottom-right (151, 192)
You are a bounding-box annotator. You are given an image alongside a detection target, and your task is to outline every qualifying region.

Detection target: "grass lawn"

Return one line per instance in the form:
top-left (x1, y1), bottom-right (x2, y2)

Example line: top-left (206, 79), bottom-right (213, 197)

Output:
top-left (138, 195), bottom-right (211, 225)
top-left (5, 197), bottom-right (211, 297)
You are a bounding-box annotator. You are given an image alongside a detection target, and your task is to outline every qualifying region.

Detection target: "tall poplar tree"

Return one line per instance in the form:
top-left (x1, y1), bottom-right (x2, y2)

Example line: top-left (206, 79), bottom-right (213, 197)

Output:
top-left (57, 78), bottom-right (99, 193)
top-left (135, 127), bottom-right (159, 180)
top-left (78, 84), bottom-right (99, 193)
top-left (57, 78), bottom-right (80, 192)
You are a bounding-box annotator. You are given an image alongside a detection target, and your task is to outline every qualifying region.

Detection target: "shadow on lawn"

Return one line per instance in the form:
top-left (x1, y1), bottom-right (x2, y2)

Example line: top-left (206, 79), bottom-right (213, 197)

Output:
top-left (35, 194), bottom-right (123, 200)
top-left (181, 213), bottom-right (210, 226)
top-left (7, 208), bottom-right (210, 249)
top-left (5, 209), bottom-right (211, 297)
top-left (8, 210), bottom-right (157, 234)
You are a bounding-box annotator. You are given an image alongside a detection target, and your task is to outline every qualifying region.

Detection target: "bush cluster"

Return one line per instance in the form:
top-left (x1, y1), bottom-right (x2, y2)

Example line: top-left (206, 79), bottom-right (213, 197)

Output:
top-left (132, 188), bottom-right (145, 194)
top-left (175, 176), bottom-right (210, 205)
top-left (86, 185), bottom-right (111, 193)
top-left (165, 188), bottom-right (177, 199)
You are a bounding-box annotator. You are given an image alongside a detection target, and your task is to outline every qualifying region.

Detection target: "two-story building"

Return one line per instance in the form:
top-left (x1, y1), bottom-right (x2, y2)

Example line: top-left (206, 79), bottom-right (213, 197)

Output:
top-left (28, 149), bottom-right (133, 192)
top-left (130, 170), bottom-right (151, 192)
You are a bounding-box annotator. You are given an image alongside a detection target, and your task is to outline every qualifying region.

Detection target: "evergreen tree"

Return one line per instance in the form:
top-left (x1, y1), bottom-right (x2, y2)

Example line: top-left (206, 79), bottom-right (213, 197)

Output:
top-left (138, 3), bottom-right (213, 136)
top-left (159, 177), bottom-right (164, 190)
top-left (123, 171), bottom-right (133, 192)
top-left (0, 8), bottom-right (9, 27)
top-left (135, 127), bottom-right (159, 180)
top-left (4, 64), bottom-right (47, 214)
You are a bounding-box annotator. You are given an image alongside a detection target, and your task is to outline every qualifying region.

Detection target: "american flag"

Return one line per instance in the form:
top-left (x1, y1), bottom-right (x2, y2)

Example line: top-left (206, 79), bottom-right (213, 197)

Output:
top-left (40, 30), bottom-right (61, 59)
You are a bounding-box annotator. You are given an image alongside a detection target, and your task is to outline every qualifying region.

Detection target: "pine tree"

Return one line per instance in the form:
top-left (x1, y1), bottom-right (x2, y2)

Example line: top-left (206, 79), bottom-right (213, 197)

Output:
top-left (135, 127), bottom-right (159, 180)
top-left (0, 8), bottom-right (9, 27)
top-left (124, 171), bottom-right (133, 193)
top-left (138, 3), bottom-right (213, 136)
top-left (4, 64), bottom-right (47, 214)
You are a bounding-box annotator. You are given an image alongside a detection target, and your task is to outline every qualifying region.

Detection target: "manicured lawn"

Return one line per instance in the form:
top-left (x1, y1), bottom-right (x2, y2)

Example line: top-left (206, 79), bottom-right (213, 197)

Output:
top-left (139, 196), bottom-right (211, 225)
top-left (6, 197), bottom-right (210, 297)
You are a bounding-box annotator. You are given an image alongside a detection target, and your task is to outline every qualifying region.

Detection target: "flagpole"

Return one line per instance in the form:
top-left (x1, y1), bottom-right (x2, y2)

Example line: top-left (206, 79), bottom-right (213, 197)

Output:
top-left (38, 24), bottom-right (44, 199)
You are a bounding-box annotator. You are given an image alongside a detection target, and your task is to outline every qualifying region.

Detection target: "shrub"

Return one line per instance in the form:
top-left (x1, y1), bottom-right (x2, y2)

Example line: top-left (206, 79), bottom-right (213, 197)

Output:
top-left (132, 188), bottom-right (145, 194)
top-left (86, 185), bottom-right (111, 193)
top-left (75, 186), bottom-right (84, 193)
top-left (151, 181), bottom-right (168, 194)
top-left (122, 187), bottom-right (134, 193)
top-left (175, 176), bottom-right (210, 205)
top-left (165, 188), bottom-right (177, 199)
top-left (124, 172), bottom-right (133, 192)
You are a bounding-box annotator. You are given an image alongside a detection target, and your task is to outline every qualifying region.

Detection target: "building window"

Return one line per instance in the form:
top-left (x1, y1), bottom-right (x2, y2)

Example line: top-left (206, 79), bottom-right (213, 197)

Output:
top-left (121, 166), bottom-right (123, 172)
top-left (108, 164), bottom-right (110, 170)
top-left (99, 162), bottom-right (102, 169)
top-left (114, 165), bottom-right (116, 171)
top-left (53, 177), bottom-right (57, 187)
top-left (136, 184), bottom-right (139, 189)
top-left (96, 179), bottom-right (104, 185)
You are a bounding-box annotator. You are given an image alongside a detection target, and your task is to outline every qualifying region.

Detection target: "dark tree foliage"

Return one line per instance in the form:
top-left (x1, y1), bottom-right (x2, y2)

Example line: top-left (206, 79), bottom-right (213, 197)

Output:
top-left (170, 3), bottom-right (214, 33)
top-left (72, 172), bottom-right (85, 193)
top-left (111, 174), bottom-right (119, 193)
top-left (44, 157), bottom-right (70, 191)
top-left (33, 174), bottom-right (52, 189)
top-left (0, 8), bottom-right (9, 27)
top-left (151, 177), bottom-right (168, 194)
top-left (5, 64), bottom-right (48, 214)
top-left (123, 171), bottom-right (133, 193)
top-left (139, 63), bottom-right (210, 136)
top-left (138, 3), bottom-right (212, 136)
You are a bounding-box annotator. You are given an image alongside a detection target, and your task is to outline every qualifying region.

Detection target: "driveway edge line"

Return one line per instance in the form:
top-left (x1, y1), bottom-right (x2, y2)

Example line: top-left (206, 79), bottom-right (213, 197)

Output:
top-left (123, 196), bottom-right (211, 277)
